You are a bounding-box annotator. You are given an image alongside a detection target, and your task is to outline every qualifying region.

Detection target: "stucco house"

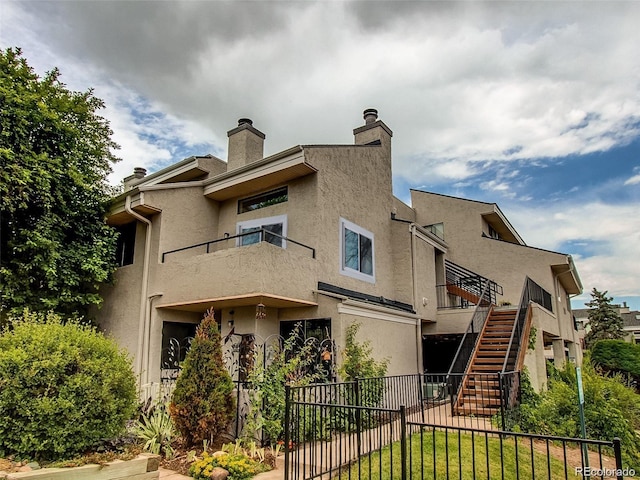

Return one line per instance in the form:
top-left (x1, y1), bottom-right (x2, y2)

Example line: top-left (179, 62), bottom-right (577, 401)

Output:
top-left (98, 109), bottom-right (582, 398)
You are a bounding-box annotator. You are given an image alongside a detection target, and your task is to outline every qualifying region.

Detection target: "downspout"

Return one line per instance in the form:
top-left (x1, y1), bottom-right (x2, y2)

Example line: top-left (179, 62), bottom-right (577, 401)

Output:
top-left (409, 224), bottom-right (423, 374)
top-left (145, 293), bottom-right (163, 388)
top-left (553, 255), bottom-right (580, 355)
top-left (125, 196), bottom-right (152, 389)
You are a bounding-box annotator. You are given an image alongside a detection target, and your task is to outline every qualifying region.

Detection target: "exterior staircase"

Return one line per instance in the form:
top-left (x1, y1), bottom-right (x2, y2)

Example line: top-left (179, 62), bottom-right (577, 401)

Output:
top-left (453, 308), bottom-right (517, 416)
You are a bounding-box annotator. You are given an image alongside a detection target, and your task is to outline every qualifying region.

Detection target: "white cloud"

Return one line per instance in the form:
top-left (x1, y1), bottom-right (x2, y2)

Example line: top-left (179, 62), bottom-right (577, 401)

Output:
top-left (3, 1), bottom-right (639, 187)
top-left (510, 202), bottom-right (640, 303)
top-left (624, 172), bottom-right (640, 185)
top-left (1, 0), bottom-right (638, 304)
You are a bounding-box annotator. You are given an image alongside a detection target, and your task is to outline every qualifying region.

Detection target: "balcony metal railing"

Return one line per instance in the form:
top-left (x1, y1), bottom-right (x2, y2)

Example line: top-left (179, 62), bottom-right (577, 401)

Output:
top-left (161, 229), bottom-right (316, 263)
top-left (502, 276), bottom-right (552, 375)
top-left (437, 260), bottom-right (503, 309)
top-left (447, 279), bottom-right (494, 377)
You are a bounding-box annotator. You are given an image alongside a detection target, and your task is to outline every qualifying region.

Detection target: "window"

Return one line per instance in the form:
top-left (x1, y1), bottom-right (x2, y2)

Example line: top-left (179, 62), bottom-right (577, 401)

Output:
top-left (487, 224), bottom-right (501, 240)
top-left (115, 221), bottom-right (136, 267)
top-left (237, 214), bottom-right (287, 248)
top-left (340, 218), bottom-right (374, 282)
top-left (161, 321), bottom-right (198, 371)
top-left (238, 186), bottom-right (288, 213)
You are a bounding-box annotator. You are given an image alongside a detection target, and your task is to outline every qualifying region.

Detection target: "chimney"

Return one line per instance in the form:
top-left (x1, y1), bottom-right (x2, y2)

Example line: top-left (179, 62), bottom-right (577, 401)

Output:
top-left (227, 118), bottom-right (265, 171)
top-left (133, 167), bottom-right (147, 179)
top-left (124, 167), bottom-right (147, 191)
top-left (353, 108), bottom-right (393, 149)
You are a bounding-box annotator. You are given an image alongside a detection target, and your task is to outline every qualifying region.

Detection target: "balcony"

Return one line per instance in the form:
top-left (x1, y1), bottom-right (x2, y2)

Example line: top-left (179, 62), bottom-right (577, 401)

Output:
top-left (156, 231), bottom-right (317, 311)
top-left (436, 260), bottom-right (503, 309)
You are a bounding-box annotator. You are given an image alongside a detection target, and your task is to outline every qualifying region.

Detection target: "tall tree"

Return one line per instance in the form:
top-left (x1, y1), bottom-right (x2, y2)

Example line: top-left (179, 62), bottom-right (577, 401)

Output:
top-left (584, 288), bottom-right (624, 347)
top-left (0, 48), bottom-right (120, 319)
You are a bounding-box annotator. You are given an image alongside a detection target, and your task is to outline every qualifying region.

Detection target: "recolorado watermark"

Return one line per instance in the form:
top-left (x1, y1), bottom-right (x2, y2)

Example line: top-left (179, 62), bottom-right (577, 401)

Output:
top-left (575, 466), bottom-right (636, 477)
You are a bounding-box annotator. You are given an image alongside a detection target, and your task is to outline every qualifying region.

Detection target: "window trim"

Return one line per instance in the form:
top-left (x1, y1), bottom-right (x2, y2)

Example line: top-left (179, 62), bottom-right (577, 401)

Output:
top-left (236, 214), bottom-right (288, 248)
top-left (339, 218), bottom-right (375, 283)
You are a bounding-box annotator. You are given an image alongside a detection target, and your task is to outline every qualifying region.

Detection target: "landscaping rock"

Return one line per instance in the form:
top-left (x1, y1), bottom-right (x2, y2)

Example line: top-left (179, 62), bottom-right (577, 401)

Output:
top-left (212, 451), bottom-right (228, 458)
top-left (25, 462), bottom-right (40, 470)
top-left (209, 466), bottom-right (229, 480)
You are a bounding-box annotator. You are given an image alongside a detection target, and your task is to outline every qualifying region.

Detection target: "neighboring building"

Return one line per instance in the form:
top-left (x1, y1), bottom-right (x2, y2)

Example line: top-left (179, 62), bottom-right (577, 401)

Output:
top-left (575, 302), bottom-right (640, 345)
top-left (98, 109), bottom-right (582, 395)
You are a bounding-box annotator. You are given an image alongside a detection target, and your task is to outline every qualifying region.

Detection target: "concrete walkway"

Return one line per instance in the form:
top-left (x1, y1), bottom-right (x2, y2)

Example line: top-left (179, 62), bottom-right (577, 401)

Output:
top-left (159, 467), bottom-right (192, 480)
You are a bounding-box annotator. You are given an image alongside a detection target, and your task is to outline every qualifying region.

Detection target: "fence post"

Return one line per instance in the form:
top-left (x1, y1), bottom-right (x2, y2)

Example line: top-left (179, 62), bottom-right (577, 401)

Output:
top-left (284, 385), bottom-right (291, 480)
top-left (400, 404), bottom-right (407, 480)
top-left (418, 373), bottom-right (425, 423)
top-left (613, 437), bottom-right (623, 480)
top-left (355, 377), bottom-right (362, 460)
top-left (498, 372), bottom-right (506, 431)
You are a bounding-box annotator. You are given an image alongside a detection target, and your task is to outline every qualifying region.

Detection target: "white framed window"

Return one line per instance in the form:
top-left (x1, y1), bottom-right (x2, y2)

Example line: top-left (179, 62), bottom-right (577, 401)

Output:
top-left (340, 218), bottom-right (375, 283)
top-left (237, 214), bottom-right (287, 248)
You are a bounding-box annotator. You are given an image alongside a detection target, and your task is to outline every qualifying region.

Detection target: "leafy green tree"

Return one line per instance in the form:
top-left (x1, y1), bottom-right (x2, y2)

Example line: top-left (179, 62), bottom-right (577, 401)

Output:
top-left (170, 308), bottom-right (235, 446)
top-left (584, 288), bottom-right (624, 347)
top-left (0, 47), bottom-right (120, 319)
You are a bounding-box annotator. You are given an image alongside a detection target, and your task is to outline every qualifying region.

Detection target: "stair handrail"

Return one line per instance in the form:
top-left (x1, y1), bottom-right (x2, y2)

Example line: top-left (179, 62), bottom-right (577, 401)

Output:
top-left (501, 276), bottom-right (550, 373)
top-left (447, 278), bottom-right (494, 377)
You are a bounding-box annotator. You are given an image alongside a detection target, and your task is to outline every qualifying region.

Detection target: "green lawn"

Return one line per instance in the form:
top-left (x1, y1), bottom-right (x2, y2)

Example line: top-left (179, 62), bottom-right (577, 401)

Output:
top-left (341, 428), bottom-right (582, 480)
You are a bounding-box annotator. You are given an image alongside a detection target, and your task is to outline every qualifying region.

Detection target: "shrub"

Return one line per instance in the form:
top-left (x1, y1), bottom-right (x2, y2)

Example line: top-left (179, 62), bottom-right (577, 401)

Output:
top-left (243, 323), bottom-right (324, 444)
top-left (0, 310), bottom-right (137, 460)
top-left (337, 322), bottom-right (389, 430)
top-left (189, 450), bottom-right (269, 480)
top-left (339, 322), bottom-right (389, 382)
top-left (512, 356), bottom-right (640, 469)
top-left (131, 403), bottom-right (175, 458)
top-left (170, 308), bottom-right (235, 446)
top-left (591, 339), bottom-right (640, 388)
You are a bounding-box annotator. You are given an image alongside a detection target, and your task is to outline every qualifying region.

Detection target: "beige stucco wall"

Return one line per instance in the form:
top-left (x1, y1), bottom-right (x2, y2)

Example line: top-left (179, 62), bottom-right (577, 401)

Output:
top-left (336, 307), bottom-right (421, 377)
top-left (98, 221), bottom-right (148, 363)
top-left (144, 186), bottom-right (220, 259)
top-left (156, 242), bottom-right (317, 306)
top-left (411, 190), bottom-right (579, 345)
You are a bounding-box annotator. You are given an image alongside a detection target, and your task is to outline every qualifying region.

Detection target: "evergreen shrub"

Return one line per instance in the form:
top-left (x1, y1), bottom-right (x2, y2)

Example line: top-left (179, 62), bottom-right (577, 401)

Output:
top-left (170, 308), bottom-right (235, 446)
top-left (0, 310), bottom-right (137, 460)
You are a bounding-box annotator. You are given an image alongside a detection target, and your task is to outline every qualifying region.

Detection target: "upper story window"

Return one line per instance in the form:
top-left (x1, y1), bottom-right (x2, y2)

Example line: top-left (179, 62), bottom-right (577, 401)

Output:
top-left (340, 218), bottom-right (375, 283)
top-left (487, 224), bottom-right (501, 240)
top-left (115, 221), bottom-right (136, 267)
top-left (424, 222), bottom-right (445, 240)
top-left (237, 214), bottom-right (287, 248)
top-left (238, 186), bottom-right (288, 214)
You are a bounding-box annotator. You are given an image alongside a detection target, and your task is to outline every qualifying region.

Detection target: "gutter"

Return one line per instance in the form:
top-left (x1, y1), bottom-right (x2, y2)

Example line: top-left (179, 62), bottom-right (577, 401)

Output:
top-left (125, 196), bottom-right (153, 388)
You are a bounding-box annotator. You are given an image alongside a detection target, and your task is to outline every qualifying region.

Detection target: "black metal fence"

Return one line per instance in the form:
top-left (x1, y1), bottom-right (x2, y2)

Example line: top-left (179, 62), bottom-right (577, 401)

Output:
top-left (285, 381), bottom-right (627, 480)
top-left (158, 332), bottom-right (336, 440)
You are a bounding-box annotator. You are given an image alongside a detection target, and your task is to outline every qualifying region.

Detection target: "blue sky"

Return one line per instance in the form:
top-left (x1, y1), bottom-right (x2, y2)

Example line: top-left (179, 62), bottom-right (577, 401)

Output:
top-left (1, 1), bottom-right (638, 310)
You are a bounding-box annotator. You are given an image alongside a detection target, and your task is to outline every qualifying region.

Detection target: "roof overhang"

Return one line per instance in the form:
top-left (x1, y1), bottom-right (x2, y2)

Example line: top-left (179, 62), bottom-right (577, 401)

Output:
top-left (551, 255), bottom-right (583, 295)
top-left (203, 147), bottom-right (317, 201)
top-left (125, 156), bottom-right (214, 190)
top-left (156, 292), bottom-right (317, 313)
top-left (413, 225), bottom-right (448, 253)
top-left (107, 191), bottom-right (162, 226)
top-left (481, 207), bottom-right (525, 245)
